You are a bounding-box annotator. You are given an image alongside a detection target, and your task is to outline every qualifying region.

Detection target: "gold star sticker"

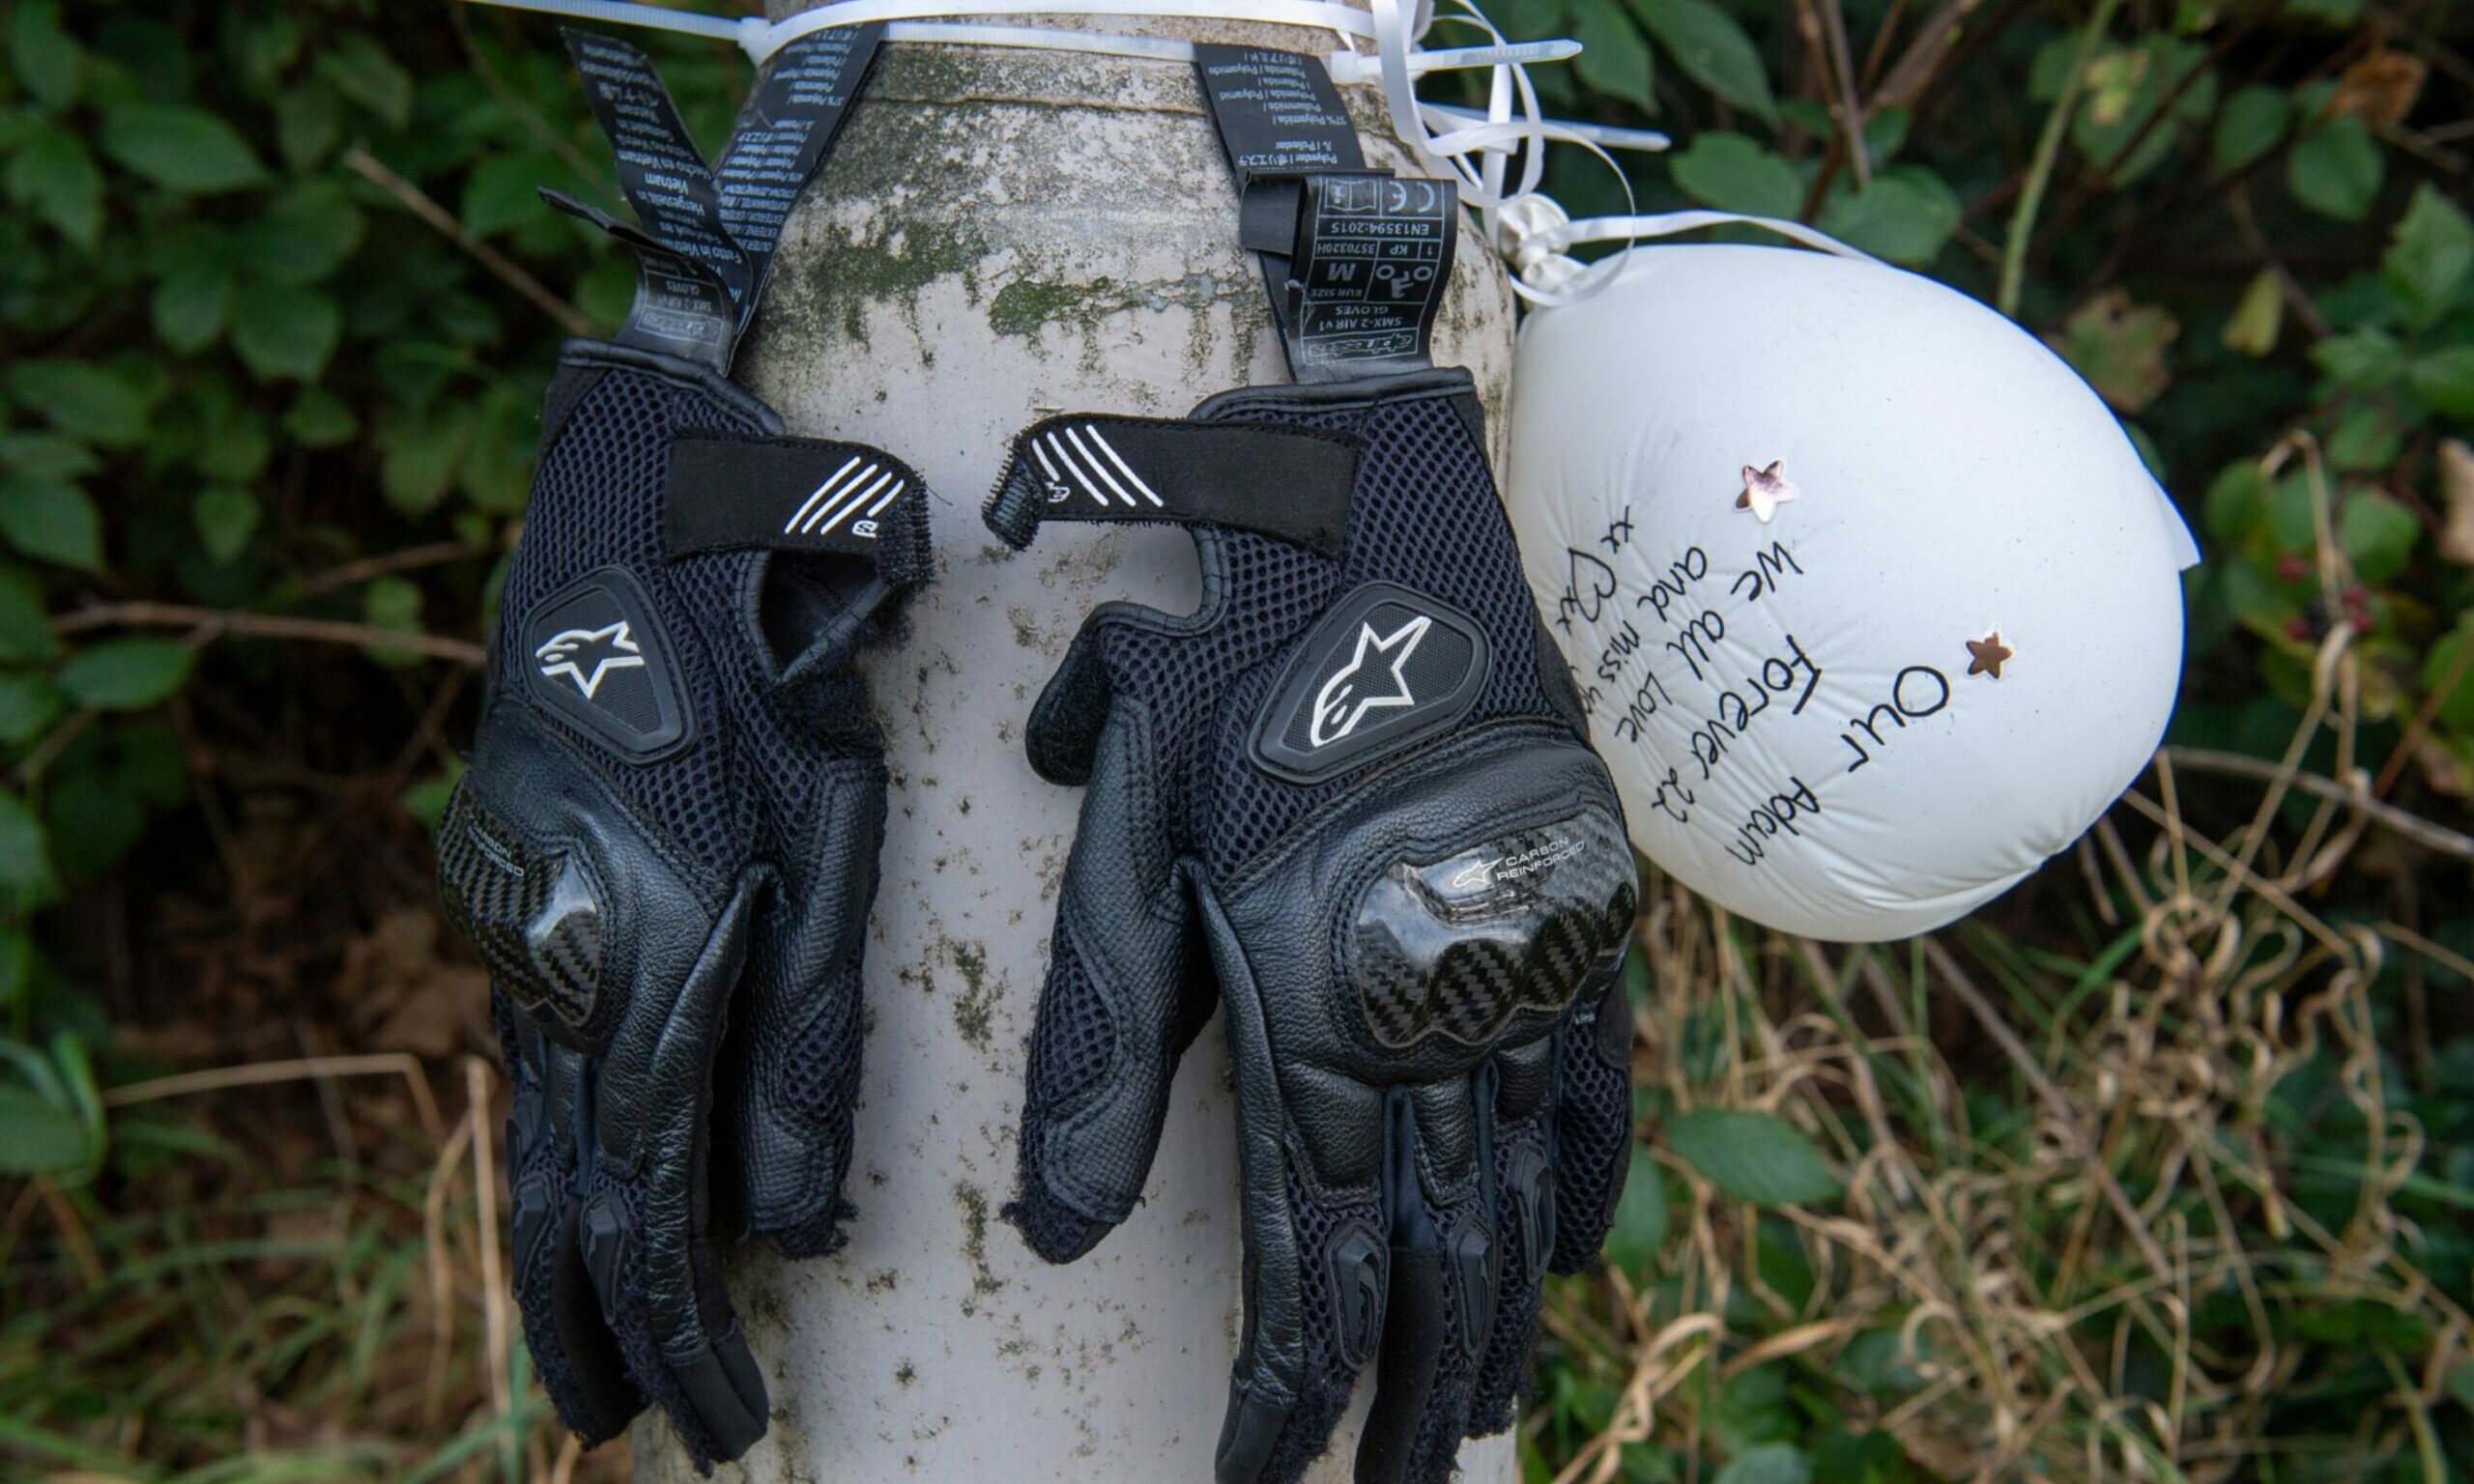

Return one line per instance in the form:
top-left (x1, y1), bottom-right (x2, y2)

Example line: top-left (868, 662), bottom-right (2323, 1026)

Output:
top-left (1735, 460), bottom-right (1798, 523)
top-left (1966, 630), bottom-right (2014, 678)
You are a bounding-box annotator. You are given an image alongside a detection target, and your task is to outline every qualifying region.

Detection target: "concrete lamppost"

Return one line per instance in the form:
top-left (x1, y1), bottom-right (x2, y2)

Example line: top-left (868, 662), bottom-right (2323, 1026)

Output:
top-left (636, 12), bottom-right (1519, 1479)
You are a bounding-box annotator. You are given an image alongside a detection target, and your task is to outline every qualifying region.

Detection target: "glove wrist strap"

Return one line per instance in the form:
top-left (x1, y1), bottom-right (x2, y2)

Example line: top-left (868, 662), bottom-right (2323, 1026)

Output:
top-left (665, 430), bottom-right (934, 589)
top-left (984, 414), bottom-right (1358, 556)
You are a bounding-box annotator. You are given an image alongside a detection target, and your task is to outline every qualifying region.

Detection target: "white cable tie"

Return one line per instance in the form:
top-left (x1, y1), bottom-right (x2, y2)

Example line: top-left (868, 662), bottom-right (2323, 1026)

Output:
top-left (1424, 103), bottom-right (1668, 152)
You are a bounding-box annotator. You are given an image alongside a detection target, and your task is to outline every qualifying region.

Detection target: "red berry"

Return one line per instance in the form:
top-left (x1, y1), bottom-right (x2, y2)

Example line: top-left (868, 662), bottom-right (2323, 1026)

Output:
top-left (2277, 554), bottom-right (2311, 581)
top-left (2287, 615), bottom-right (2314, 641)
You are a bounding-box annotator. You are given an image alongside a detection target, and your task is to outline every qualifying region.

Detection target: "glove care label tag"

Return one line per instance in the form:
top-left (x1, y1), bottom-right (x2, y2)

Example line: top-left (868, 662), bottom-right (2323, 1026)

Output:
top-left (714, 27), bottom-right (883, 326)
top-left (1192, 43), bottom-right (1365, 204)
top-left (1286, 173), bottom-right (1455, 382)
top-left (1191, 46), bottom-right (1453, 384)
top-left (561, 26), bottom-right (881, 371)
top-left (566, 30), bottom-right (749, 300)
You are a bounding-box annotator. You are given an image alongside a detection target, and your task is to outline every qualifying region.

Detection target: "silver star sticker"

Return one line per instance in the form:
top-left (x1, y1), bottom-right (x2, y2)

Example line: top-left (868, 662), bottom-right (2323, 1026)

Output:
top-left (1736, 460), bottom-right (1798, 523)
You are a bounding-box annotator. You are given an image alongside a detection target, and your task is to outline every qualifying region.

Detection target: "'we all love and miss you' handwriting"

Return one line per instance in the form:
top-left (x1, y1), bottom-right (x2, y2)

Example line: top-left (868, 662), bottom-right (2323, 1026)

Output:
top-left (1549, 501), bottom-right (1965, 870)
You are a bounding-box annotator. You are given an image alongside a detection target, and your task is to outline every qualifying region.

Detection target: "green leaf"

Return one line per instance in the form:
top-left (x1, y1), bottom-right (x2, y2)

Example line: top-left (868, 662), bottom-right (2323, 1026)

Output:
top-left (47, 773), bottom-right (144, 882)
top-left (2446, 1360), bottom-right (2474, 1413)
top-left (0, 435), bottom-right (96, 483)
top-left (4, 127), bottom-right (101, 248)
top-left (380, 405), bottom-right (468, 514)
top-left (1568, 0), bottom-right (1654, 112)
top-left (0, 673), bottom-right (62, 748)
top-left (2204, 461), bottom-right (2266, 545)
top-left (1601, 1146), bottom-right (1667, 1271)
top-left (2324, 408), bottom-right (2400, 471)
top-left (2287, 114), bottom-right (2382, 222)
top-left (1817, 168), bottom-right (1959, 266)
top-left (402, 765), bottom-right (463, 832)
top-left (284, 387), bottom-right (360, 448)
top-left (1628, 0), bottom-right (1777, 124)
top-left (9, 360), bottom-right (145, 445)
top-left (0, 574), bottom-right (58, 665)
top-left (58, 639), bottom-right (195, 710)
top-left (2338, 493), bottom-right (2418, 584)
top-left (153, 261), bottom-right (234, 354)
top-left (1669, 132), bottom-right (1803, 219)
top-left (2213, 85), bottom-right (2288, 174)
top-left (2047, 290), bottom-right (2179, 414)
top-left (2425, 614), bottom-right (2474, 731)
top-left (192, 487), bottom-right (260, 565)
top-left (242, 182), bottom-right (364, 285)
top-left (361, 576), bottom-right (426, 669)
top-left (2313, 327), bottom-right (2403, 389)
top-left (2383, 185), bottom-right (2473, 324)
top-left (2221, 269), bottom-right (2284, 357)
top-left (231, 281), bottom-right (341, 381)
top-left (2410, 347), bottom-right (2474, 418)
top-left (462, 152), bottom-right (562, 240)
top-left (315, 35), bottom-right (415, 129)
top-left (8, 2), bottom-right (82, 111)
top-left (0, 790), bottom-right (56, 909)
top-left (274, 85), bottom-right (342, 170)
top-left (99, 103), bottom-right (267, 193)
top-left (0, 474), bottom-right (101, 570)
top-left (1665, 1108), bottom-right (1842, 1205)
top-left (0, 1086), bottom-right (86, 1174)
top-left (1713, 1444), bottom-right (1811, 1484)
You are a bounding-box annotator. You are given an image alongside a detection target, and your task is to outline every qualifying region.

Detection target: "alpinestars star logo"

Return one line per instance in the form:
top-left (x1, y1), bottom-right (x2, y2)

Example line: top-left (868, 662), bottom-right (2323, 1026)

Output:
top-left (534, 623), bottom-right (646, 700)
top-left (1310, 615), bottom-right (1433, 748)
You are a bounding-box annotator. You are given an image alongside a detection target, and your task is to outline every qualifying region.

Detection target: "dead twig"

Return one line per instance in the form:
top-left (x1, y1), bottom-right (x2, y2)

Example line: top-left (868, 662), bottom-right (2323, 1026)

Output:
top-left (342, 144), bottom-right (594, 338)
top-left (54, 601), bottom-right (485, 668)
top-left (2161, 748), bottom-right (2474, 863)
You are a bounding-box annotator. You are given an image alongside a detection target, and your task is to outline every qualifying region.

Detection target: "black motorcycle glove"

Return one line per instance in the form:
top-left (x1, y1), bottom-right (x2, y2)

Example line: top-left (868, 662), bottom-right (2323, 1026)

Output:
top-left (984, 368), bottom-right (1640, 1484)
top-left (437, 340), bottom-right (930, 1468)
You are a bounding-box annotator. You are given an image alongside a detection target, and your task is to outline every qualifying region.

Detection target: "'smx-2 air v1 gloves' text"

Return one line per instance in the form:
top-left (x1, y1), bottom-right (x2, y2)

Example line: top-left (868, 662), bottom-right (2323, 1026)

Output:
top-left (986, 368), bottom-right (1641, 1484)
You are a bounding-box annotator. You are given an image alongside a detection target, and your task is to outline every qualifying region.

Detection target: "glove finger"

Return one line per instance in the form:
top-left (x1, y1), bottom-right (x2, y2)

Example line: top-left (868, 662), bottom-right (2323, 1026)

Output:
top-left (497, 994), bottom-right (646, 1446)
top-left (1356, 1081), bottom-right (1495, 1484)
top-left (721, 753), bottom-right (888, 1257)
top-left (584, 873), bottom-right (769, 1469)
top-left (1008, 671), bottom-right (1207, 1263)
top-left (1466, 1037), bottom-right (1559, 1439)
top-left (1204, 879), bottom-right (1386, 1484)
top-left (1549, 953), bottom-right (1639, 1273)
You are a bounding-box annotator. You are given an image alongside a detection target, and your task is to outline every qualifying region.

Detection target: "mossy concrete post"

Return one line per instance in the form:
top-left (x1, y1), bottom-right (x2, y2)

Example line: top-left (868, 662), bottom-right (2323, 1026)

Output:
top-left (636, 12), bottom-right (1519, 1479)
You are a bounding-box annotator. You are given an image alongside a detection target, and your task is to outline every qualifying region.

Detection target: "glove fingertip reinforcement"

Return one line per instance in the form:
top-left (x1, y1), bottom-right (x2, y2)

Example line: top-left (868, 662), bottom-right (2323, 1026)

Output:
top-left (989, 368), bottom-right (1641, 1484)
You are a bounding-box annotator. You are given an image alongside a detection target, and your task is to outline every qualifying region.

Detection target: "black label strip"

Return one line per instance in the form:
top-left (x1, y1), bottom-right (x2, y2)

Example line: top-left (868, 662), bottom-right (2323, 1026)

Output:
top-left (1190, 45), bottom-right (1448, 384)
top-left (1286, 173), bottom-right (1455, 382)
top-left (712, 25), bottom-right (883, 332)
top-left (560, 26), bottom-right (880, 371)
top-left (564, 29), bottom-right (749, 300)
top-left (1193, 43), bottom-right (1366, 186)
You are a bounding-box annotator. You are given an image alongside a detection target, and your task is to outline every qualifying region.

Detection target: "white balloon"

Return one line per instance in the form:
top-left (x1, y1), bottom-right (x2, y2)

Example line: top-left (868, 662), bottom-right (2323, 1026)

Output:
top-left (1505, 243), bottom-right (2197, 942)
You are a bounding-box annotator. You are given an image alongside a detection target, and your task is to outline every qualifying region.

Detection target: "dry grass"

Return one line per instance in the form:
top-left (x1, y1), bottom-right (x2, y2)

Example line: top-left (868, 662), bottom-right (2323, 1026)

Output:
top-left (1530, 439), bottom-right (2474, 1483)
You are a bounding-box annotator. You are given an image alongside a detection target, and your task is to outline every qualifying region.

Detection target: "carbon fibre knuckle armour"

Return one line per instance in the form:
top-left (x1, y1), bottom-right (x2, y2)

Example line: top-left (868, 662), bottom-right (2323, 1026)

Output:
top-left (438, 783), bottom-right (606, 1037)
top-left (1350, 803), bottom-right (1636, 1050)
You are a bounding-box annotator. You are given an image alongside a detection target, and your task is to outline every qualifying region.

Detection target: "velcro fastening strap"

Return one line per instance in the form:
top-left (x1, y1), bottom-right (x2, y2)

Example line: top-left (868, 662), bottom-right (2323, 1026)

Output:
top-left (983, 414), bottom-right (1359, 556)
top-left (666, 430), bottom-right (932, 586)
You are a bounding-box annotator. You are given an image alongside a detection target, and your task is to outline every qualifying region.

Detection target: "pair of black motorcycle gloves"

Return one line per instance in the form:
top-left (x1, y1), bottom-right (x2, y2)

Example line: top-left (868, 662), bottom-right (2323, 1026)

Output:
top-left (435, 337), bottom-right (1641, 1484)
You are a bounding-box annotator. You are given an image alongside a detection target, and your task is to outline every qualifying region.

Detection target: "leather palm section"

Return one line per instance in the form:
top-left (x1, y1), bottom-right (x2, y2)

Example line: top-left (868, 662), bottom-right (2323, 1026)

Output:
top-left (988, 369), bottom-right (1645, 1484)
top-left (438, 342), bottom-right (926, 1471)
